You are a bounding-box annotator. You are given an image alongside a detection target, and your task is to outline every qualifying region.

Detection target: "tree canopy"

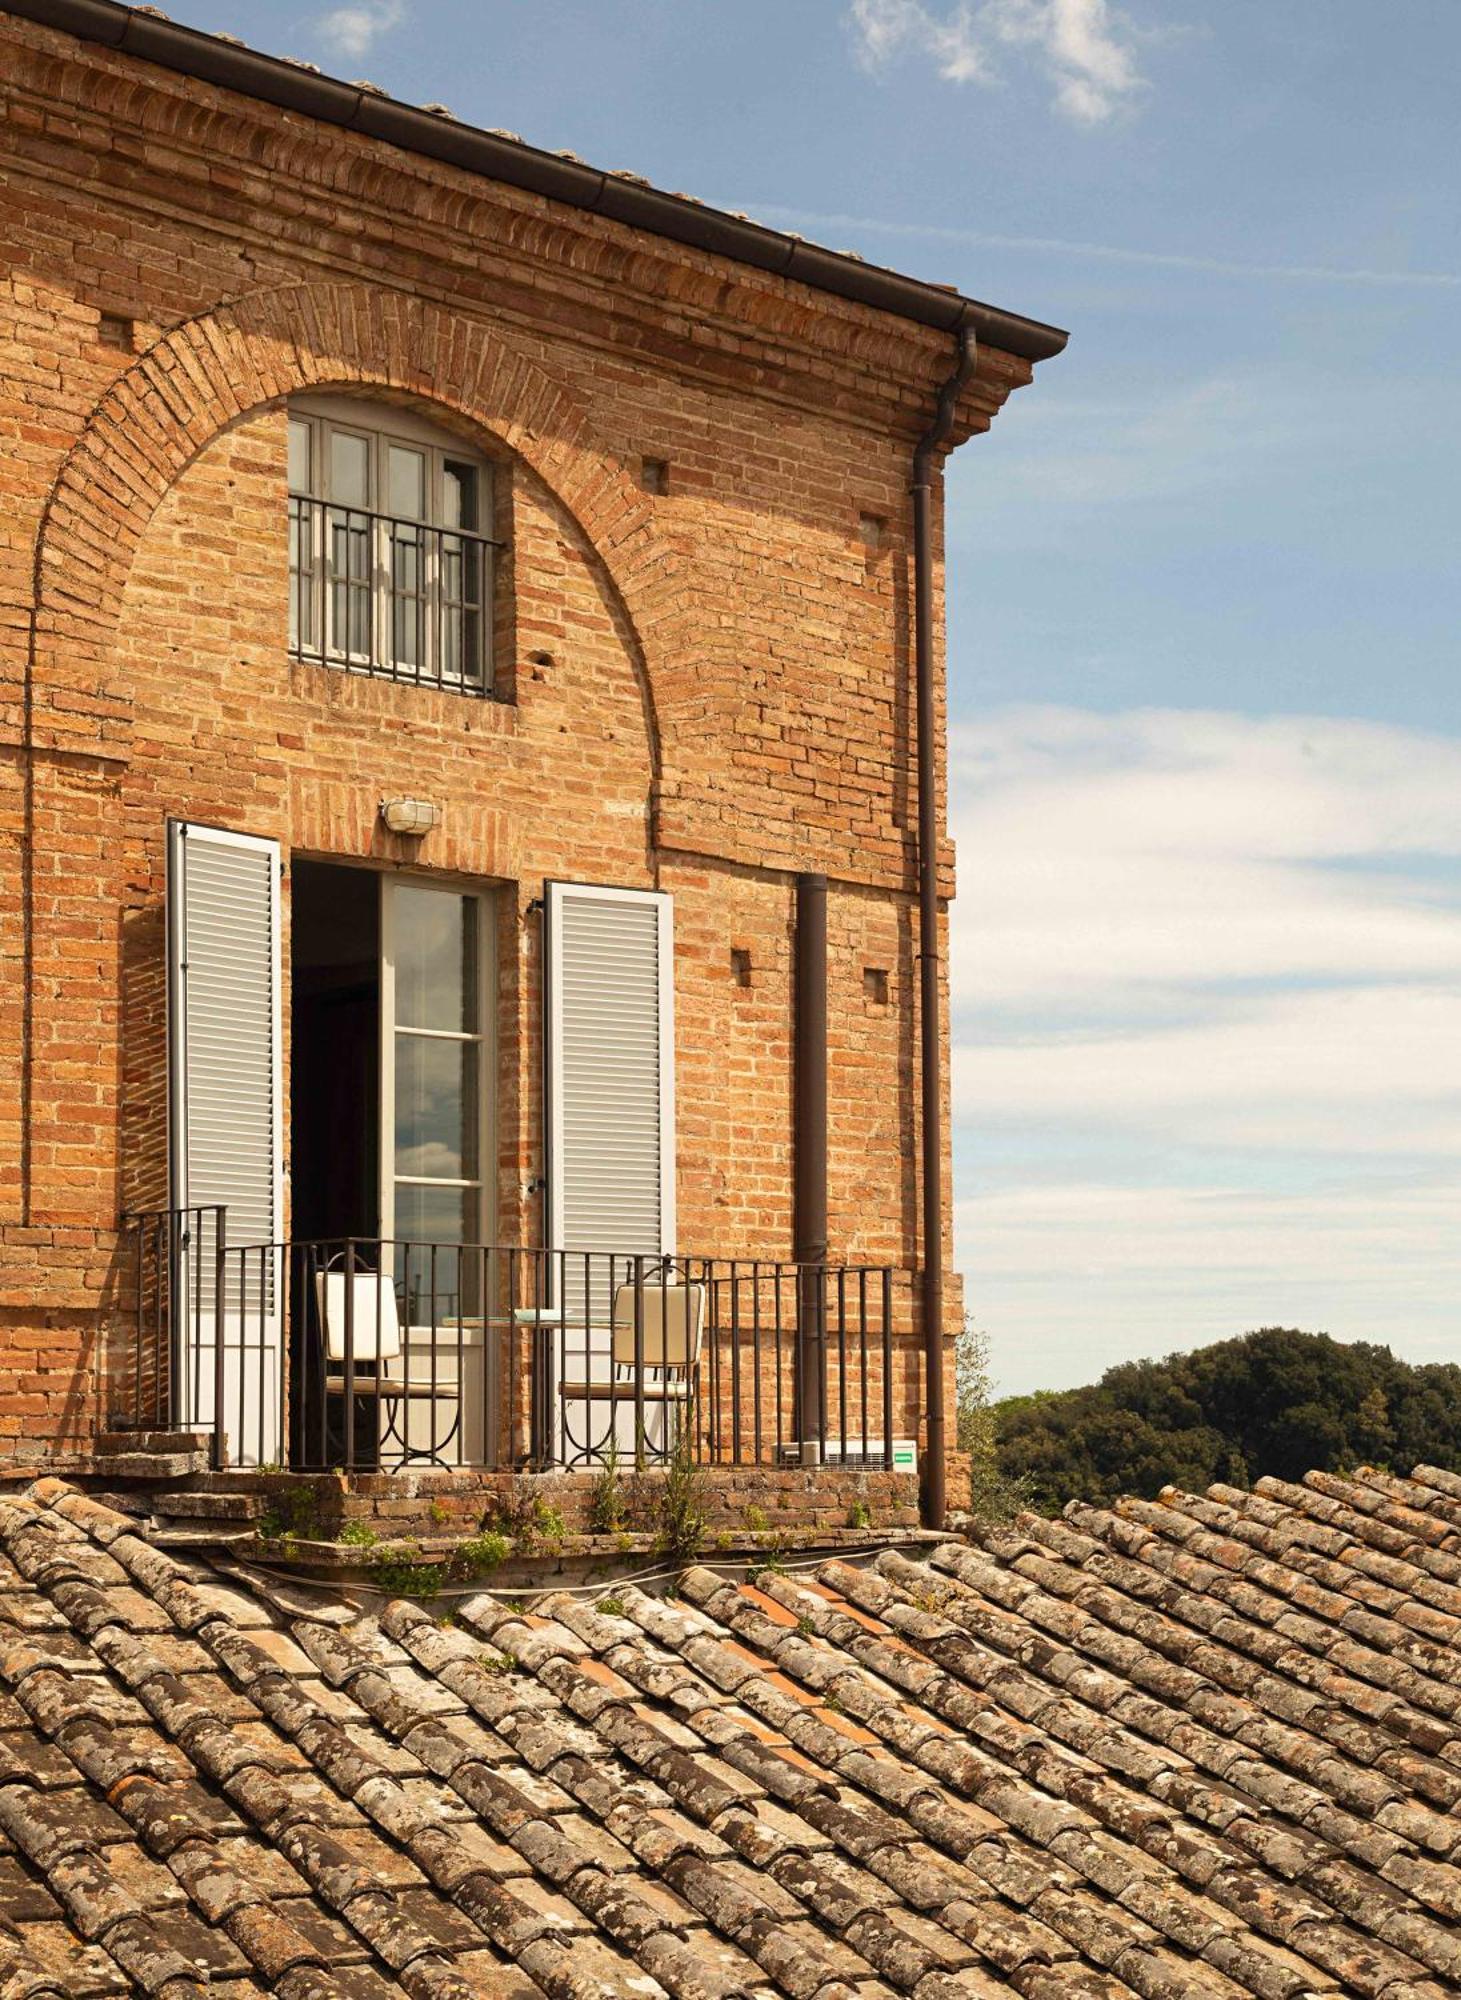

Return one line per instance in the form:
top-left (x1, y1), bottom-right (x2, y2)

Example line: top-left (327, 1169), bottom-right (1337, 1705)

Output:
top-left (994, 1327), bottom-right (1461, 1514)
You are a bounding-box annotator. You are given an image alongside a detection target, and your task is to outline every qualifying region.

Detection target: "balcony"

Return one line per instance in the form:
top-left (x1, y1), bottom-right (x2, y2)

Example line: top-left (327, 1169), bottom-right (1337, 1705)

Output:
top-left (287, 494), bottom-right (495, 694)
top-left (113, 1208), bottom-right (908, 1478)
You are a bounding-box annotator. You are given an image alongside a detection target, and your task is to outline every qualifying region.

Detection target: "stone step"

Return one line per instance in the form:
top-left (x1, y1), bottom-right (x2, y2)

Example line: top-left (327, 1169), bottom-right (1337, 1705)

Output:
top-left (150, 1525), bottom-right (257, 1550)
top-left (92, 1450), bottom-right (209, 1480)
top-left (95, 1430), bottom-right (209, 1457)
top-left (150, 1490), bottom-right (264, 1522)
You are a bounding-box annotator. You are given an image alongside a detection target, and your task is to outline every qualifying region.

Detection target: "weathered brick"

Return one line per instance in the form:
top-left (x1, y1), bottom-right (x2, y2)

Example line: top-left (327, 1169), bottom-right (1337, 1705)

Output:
top-left (0, 9), bottom-right (1047, 1499)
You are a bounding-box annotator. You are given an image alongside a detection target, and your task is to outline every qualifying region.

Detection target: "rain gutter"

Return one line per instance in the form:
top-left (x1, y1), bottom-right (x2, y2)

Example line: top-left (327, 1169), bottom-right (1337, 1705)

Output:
top-left (5, 0), bottom-right (1069, 358)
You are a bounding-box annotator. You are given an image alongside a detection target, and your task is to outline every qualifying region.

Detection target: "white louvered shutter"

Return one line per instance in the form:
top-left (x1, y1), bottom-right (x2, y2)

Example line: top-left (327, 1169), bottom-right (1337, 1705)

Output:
top-left (546, 883), bottom-right (675, 1262)
top-left (167, 822), bottom-right (281, 1463)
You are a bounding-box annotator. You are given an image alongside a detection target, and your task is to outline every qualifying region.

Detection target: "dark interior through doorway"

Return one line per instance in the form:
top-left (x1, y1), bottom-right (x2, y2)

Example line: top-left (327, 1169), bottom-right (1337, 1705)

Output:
top-left (290, 858), bottom-right (380, 1243)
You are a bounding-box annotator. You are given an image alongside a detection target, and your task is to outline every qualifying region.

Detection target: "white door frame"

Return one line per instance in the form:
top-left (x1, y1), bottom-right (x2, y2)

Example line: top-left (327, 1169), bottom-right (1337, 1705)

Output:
top-left (376, 871), bottom-right (496, 1465)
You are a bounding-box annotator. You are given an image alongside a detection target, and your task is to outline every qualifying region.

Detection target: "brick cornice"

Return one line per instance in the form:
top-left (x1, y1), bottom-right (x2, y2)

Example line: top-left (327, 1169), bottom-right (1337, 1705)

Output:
top-left (0, 13), bottom-right (1030, 441)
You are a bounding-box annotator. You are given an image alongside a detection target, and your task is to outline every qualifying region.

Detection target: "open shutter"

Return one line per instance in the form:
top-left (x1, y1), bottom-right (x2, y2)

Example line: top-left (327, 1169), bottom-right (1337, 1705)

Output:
top-left (167, 821), bottom-right (282, 1464)
top-left (545, 882), bottom-right (675, 1261)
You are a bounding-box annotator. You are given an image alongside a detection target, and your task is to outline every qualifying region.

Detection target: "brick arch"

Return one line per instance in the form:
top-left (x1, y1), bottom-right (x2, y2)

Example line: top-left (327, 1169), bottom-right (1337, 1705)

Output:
top-left (34, 278), bottom-right (679, 775)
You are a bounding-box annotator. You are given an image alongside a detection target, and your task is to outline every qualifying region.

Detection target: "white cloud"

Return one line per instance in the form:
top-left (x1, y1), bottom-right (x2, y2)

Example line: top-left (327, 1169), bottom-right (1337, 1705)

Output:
top-left (313, 0), bottom-right (405, 62)
top-left (957, 987), bottom-right (1461, 1153)
top-left (961, 1178), bottom-right (1461, 1396)
top-left (847, 0), bottom-right (1142, 124)
top-left (951, 708), bottom-right (1461, 1391)
top-left (953, 708), bottom-right (1461, 1010)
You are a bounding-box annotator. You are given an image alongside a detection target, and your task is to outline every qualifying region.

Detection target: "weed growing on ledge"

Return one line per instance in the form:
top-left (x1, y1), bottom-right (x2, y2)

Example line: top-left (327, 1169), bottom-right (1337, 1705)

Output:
top-left (367, 1541), bottom-right (440, 1599)
top-left (745, 1549), bottom-right (789, 1584)
top-left (484, 1481), bottom-right (565, 1548)
top-left (320, 1520), bottom-right (511, 1603)
top-left (451, 1530), bottom-right (511, 1578)
top-left (588, 1436), bottom-right (627, 1533)
top-left (847, 1499), bottom-right (872, 1531)
top-left (257, 1487), bottom-right (322, 1546)
top-left (655, 1423), bottom-right (708, 1567)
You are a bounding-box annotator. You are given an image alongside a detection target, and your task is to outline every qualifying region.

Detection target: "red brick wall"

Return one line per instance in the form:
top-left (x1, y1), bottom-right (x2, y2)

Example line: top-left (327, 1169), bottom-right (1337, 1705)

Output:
top-left (0, 15), bottom-right (1035, 1479)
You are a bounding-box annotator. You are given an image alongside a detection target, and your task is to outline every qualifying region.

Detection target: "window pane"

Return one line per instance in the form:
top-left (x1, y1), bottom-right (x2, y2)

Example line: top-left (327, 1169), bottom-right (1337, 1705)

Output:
top-left (390, 1192), bottom-right (480, 1320)
top-left (392, 1188), bottom-right (481, 1320)
top-left (288, 418), bottom-right (312, 495)
top-left (443, 460), bottom-right (479, 531)
top-left (285, 412), bottom-right (489, 691)
top-left (330, 429), bottom-right (370, 507)
top-left (393, 1180), bottom-right (478, 1243)
top-left (393, 887), bottom-right (477, 1032)
top-left (388, 443), bottom-right (425, 519)
top-left (395, 1034), bottom-right (478, 1181)
top-left (388, 521), bottom-right (425, 670)
top-left (328, 509), bottom-right (371, 658)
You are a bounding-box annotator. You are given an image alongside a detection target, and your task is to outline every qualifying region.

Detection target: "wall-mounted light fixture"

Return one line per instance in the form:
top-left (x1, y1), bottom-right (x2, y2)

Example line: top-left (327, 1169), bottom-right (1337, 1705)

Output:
top-left (379, 797), bottom-right (441, 838)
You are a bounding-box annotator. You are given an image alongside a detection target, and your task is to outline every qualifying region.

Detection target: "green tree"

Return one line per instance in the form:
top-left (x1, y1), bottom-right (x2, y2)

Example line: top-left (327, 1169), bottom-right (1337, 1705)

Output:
top-left (993, 1328), bottom-right (1461, 1514)
top-left (955, 1322), bottom-right (1032, 1521)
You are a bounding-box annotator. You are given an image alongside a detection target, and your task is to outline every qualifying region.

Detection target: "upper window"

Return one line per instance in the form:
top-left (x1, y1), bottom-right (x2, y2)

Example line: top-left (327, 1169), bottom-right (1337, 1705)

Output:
top-left (287, 397), bottom-right (494, 694)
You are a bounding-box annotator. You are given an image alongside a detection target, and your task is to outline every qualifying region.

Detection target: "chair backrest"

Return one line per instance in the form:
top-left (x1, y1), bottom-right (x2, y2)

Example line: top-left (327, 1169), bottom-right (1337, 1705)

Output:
top-left (316, 1269), bottom-right (402, 1365)
top-left (610, 1283), bottom-right (705, 1372)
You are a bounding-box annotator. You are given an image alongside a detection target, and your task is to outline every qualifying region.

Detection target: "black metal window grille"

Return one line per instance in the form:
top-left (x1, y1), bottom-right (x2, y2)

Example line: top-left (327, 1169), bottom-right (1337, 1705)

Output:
top-left (287, 407), bottom-right (499, 695)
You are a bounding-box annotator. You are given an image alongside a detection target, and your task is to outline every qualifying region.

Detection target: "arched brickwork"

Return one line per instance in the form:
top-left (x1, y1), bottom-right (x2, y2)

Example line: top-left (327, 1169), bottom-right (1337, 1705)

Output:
top-left (32, 278), bottom-right (677, 771)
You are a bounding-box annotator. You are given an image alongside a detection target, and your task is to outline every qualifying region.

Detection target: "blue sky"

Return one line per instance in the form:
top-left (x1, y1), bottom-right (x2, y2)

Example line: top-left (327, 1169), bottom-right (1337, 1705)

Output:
top-left (182, 1), bottom-right (1460, 1395)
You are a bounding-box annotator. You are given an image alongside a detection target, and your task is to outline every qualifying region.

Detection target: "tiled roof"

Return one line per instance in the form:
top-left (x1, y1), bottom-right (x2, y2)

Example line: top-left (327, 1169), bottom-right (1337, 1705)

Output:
top-left (2, 1469), bottom-right (1461, 1999)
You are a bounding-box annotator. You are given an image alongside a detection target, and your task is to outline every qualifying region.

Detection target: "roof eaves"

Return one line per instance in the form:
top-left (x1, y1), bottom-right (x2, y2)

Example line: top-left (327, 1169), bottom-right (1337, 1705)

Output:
top-left (7, 0), bottom-right (1070, 363)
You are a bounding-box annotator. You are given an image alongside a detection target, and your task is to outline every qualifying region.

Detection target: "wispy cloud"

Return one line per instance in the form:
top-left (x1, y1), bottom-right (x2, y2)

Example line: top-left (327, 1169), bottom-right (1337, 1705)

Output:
top-left (847, 0), bottom-right (1143, 125)
top-left (749, 203), bottom-right (1461, 290)
top-left (312, 0), bottom-right (405, 62)
top-left (949, 371), bottom-right (1296, 510)
top-left (960, 1177), bottom-right (1461, 1394)
top-left (954, 707), bottom-right (1461, 1014)
top-left (952, 708), bottom-right (1461, 1391)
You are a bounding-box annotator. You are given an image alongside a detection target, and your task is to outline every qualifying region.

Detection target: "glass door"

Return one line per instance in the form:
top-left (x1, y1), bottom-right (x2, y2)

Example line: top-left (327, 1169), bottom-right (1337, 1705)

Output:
top-left (381, 879), bottom-right (488, 1321)
top-left (378, 877), bottom-right (492, 1467)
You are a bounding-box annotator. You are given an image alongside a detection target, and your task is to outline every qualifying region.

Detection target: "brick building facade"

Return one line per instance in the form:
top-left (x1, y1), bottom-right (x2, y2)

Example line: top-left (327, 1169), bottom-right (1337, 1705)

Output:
top-left (0, 1), bottom-right (1064, 1515)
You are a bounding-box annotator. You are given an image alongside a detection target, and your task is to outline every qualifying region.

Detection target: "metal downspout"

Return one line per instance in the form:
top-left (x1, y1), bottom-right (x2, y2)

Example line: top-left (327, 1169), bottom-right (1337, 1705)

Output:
top-left (793, 871), bottom-right (829, 1460)
top-left (912, 324), bottom-right (977, 1529)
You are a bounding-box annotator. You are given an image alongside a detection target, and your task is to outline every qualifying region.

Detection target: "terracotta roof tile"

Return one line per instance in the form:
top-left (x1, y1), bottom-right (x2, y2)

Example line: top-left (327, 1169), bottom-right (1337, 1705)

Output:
top-left (7, 1470), bottom-right (1461, 1993)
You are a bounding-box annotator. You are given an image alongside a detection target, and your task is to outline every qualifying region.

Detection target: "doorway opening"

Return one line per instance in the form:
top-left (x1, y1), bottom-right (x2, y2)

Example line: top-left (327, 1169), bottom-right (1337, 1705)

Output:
top-left (288, 858), bottom-right (494, 1468)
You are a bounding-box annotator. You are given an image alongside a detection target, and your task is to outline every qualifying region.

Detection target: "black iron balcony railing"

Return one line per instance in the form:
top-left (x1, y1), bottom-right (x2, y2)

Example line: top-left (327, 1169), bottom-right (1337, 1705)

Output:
top-left (288, 494), bottom-right (498, 693)
top-left (112, 1218), bottom-right (904, 1477)
top-left (115, 1204), bottom-right (227, 1437)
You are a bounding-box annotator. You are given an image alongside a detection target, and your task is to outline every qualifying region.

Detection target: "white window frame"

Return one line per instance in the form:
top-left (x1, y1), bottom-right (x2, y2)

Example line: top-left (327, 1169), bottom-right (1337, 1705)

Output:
top-left (287, 394), bottom-right (494, 692)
